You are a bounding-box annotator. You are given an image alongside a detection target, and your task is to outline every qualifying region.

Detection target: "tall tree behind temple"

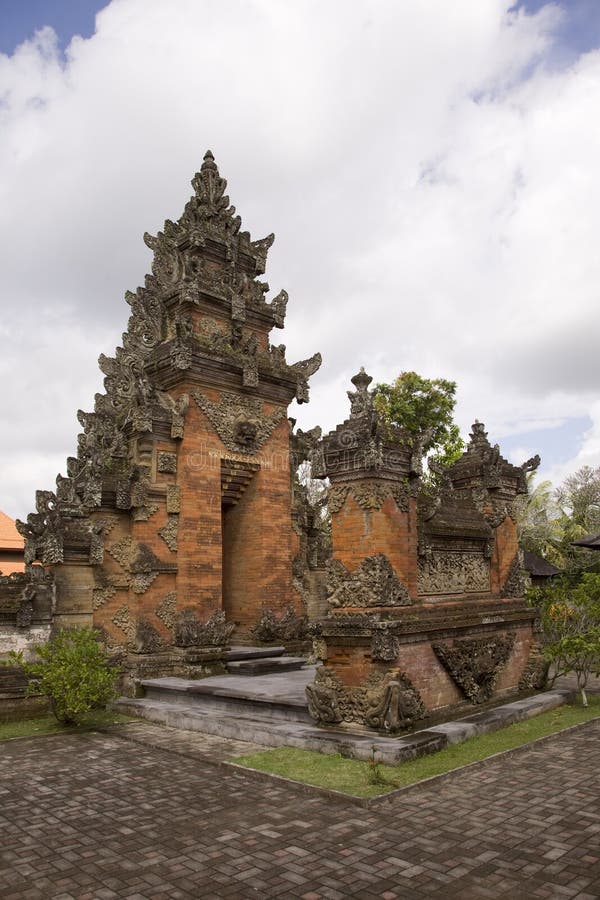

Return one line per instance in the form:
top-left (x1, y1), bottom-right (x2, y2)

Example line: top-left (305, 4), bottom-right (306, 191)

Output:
top-left (516, 466), bottom-right (600, 574)
top-left (372, 371), bottom-right (464, 477)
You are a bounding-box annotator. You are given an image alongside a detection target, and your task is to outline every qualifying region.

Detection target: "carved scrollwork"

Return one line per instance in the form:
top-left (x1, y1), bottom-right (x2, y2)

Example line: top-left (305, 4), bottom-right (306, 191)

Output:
top-left (173, 609), bottom-right (236, 647)
top-left (250, 605), bottom-right (309, 643)
top-left (192, 390), bottom-right (286, 453)
top-left (327, 554), bottom-right (412, 608)
top-left (291, 352), bottom-right (322, 404)
top-left (418, 551), bottom-right (490, 596)
top-left (327, 479), bottom-right (409, 514)
top-left (306, 667), bottom-right (426, 733)
top-left (433, 634), bottom-right (515, 703)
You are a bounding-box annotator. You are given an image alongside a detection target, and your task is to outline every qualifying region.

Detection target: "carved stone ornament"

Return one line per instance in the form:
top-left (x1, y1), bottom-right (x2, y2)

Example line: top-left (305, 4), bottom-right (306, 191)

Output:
top-left (15, 584), bottom-right (35, 628)
top-left (518, 643), bottom-right (549, 691)
top-left (16, 490), bottom-right (63, 565)
top-left (92, 586), bottom-right (117, 610)
top-left (502, 553), bottom-right (531, 598)
top-left (157, 451), bottom-right (177, 474)
top-left (250, 605), bottom-right (309, 643)
top-left (106, 539), bottom-right (163, 594)
top-left (112, 604), bottom-right (136, 643)
top-left (158, 515), bottom-right (179, 552)
top-left (192, 390), bottom-right (287, 453)
top-left (173, 609), bottom-right (236, 647)
top-left (370, 630), bottom-right (400, 662)
top-left (433, 633), bottom-right (516, 703)
top-left (305, 667), bottom-right (426, 733)
top-left (327, 484), bottom-right (349, 514)
top-left (155, 591), bottom-right (177, 630)
top-left (418, 551), bottom-right (490, 596)
top-left (327, 554), bottom-right (411, 608)
top-left (135, 618), bottom-right (165, 654)
top-left (166, 484), bottom-right (180, 514)
top-left (328, 480), bottom-right (409, 514)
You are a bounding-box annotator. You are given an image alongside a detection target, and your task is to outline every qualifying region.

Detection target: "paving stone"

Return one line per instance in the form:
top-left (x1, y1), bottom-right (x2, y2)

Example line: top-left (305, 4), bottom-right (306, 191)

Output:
top-left (1, 720), bottom-right (599, 897)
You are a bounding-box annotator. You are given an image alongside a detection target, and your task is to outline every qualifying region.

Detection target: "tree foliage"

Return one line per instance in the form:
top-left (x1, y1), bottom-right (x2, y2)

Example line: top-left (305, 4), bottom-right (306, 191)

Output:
top-left (528, 574), bottom-right (600, 706)
top-left (514, 476), bottom-right (564, 565)
top-left (8, 627), bottom-right (119, 725)
top-left (516, 466), bottom-right (600, 574)
top-left (372, 371), bottom-right (464, 472)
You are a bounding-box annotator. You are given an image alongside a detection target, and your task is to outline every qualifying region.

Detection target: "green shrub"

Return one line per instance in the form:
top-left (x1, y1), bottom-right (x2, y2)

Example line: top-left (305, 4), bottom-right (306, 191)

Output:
top-left (528, 573), bottom-right (600, 706)
top-left (7, 627), bottom-right (120, 725)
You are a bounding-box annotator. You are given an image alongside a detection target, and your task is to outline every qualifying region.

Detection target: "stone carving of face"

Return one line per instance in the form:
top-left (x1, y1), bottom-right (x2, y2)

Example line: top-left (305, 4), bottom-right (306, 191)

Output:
top-left (235, 420), bottom-right (258, 450)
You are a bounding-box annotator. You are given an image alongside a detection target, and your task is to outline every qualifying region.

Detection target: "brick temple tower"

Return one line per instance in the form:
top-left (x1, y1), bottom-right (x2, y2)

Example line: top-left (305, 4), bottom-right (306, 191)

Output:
top-left (16, 152), bottom-right (321, 681)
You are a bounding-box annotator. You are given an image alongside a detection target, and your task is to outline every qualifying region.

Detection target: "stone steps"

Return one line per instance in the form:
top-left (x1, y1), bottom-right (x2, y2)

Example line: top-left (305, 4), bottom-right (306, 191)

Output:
top-left (226, 656), bottom-right (307, 676)
top-left (114, 683), bottom-right (575, 765)
top-left (224, 646), bottom-right (286, 661)
top-left (113, 695), bottom-right (420, 761)
top-left (224, 644), bottom-right (307, 676)
top-left (136, 667), bottom-right (315, 724)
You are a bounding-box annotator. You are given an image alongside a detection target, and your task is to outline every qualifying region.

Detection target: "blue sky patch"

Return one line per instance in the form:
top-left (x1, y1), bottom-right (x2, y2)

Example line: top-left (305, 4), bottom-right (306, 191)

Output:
top-left (512, 0), bottom-right (600, 60)
top-left (0, 0), bottom-right (106, 55)
top-left (499, 415), bottom-right (592, 471)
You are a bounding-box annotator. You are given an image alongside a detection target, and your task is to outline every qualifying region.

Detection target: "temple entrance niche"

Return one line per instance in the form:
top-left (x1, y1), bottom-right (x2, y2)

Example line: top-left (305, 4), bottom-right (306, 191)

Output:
top-left (220, 458), bottom-right (260, 632)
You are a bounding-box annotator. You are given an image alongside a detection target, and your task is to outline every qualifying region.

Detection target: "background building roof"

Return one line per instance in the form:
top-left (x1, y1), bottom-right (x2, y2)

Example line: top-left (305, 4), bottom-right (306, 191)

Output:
top-left (0, 509), bottom-right (24, 552)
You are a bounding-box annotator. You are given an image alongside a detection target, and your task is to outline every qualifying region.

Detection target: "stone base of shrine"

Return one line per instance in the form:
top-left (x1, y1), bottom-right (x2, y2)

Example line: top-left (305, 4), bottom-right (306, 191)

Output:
top-left (118, 647), bottom-right (228, 697)
top-left (309, 597), bottom-right (542, 730)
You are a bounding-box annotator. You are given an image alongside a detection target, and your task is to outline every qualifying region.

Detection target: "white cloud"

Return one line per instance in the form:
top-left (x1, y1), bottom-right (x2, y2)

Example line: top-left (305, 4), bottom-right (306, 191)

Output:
top-left (0, 0), bottom-right (599, 518)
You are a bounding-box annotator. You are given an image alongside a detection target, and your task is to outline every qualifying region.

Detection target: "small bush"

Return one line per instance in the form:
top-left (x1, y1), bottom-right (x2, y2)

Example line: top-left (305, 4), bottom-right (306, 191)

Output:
top-left (7, 627), bottom-right (120, 726)
top-left (528, 574), bottom-right (600, 707)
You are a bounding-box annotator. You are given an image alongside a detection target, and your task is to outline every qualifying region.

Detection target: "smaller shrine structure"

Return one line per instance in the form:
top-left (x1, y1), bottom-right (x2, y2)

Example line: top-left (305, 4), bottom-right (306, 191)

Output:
top-left (306, 369), bottom-right (543, 732)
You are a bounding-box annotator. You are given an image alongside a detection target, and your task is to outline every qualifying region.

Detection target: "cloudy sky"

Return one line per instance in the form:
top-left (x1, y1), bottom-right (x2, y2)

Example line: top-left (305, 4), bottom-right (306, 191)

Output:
top-left (1, 0), bottom-right (600, 520)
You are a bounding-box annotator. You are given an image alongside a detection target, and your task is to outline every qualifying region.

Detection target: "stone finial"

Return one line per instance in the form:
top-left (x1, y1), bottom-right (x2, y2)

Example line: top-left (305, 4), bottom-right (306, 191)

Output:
top-left (201, 149), bottom-right (217, 171)
top-left (469, 421), bottom-right (489, 446)
top-left (347, 367), bottom-right (373, 417)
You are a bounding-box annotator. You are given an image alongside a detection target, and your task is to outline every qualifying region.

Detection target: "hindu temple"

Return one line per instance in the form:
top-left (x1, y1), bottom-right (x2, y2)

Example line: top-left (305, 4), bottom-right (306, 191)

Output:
top-left (0, 152), bottom-right (545, 735)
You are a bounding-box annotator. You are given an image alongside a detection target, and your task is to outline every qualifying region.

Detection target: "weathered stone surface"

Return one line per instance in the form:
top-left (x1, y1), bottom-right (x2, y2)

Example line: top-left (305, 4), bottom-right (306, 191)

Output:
top-left (327, 555), bottom-right (411, 608)
top-left (433, 634), bottom-right (516, 703)
top-left (250, 605), bottom-right (309, 643)
top-left (173, 609), bottom-right (235, 648)
top-left (418, 551), bottom-right (491, 595)
top-left (306, 666), bottom-right (426, 733)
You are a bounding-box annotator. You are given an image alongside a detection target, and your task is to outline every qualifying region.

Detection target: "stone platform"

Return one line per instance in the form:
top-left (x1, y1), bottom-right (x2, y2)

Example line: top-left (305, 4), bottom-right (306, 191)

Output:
top-left (115, 667), bottom-right (575, 765)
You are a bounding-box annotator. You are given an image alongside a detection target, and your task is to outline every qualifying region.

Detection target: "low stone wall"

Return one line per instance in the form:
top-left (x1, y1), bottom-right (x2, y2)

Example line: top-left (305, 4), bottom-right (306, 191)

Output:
top-left (0, 568), bottom-right (55, 662)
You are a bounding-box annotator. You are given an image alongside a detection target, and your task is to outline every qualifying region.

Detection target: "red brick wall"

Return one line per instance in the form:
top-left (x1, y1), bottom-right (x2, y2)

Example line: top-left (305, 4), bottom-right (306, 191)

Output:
top-left (325, 623), bottom-right (534, 714)
top-left (222, 418), bottom-right (299, 637)
top-left (331, 493), bottom-right (418, 594)
top-left (491, 515), bottom-right (519, 595)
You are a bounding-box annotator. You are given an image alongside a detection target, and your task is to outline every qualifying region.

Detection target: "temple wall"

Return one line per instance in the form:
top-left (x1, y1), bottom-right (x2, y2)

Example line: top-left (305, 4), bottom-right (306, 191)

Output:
top-left (177, 399), bottom-right (223, 619)
top-left (221, 419), bottom-right (298, 635)
top-left (52, 563), bottom-right (95, 631)
top-left (331, 494), bottom-right (418, 595)
top-left (0, 625), bottom-right (52, 660)
top-left (491, 515), bottom-right (519, 594)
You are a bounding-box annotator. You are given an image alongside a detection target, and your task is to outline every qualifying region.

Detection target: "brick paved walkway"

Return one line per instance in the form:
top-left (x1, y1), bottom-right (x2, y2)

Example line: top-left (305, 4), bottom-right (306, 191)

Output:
top-left (1, 720), bottom-right (599, 899)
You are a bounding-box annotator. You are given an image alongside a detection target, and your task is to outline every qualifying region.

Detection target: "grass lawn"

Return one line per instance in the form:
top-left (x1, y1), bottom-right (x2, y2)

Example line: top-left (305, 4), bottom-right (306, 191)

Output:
top-left (0, 709), bottom-right (133, 741)
top-left (232, 695), bottom-right (600, 799)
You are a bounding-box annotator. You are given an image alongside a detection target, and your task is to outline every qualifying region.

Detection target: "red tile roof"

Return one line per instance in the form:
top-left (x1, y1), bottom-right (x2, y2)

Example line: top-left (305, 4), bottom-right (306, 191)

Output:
top-left (0, 509), bottom-right (24, 552)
